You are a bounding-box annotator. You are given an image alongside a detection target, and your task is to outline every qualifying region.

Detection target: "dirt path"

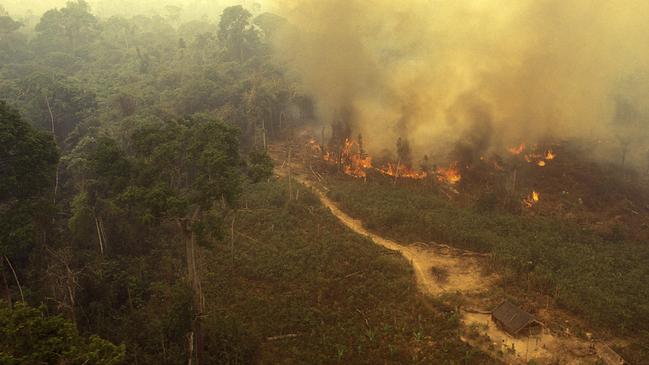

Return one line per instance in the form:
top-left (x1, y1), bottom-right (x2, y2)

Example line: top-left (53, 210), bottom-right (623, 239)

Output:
top-left (272, 147), bottom-right (606, 364)
top-left (295, 174), bottom-right (495, 296)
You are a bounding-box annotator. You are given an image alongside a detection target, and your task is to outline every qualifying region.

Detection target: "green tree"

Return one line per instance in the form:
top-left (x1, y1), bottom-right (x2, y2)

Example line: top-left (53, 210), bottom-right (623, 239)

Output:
top-left (247, 149), bottom-right (273, 183)
top-left (0, 15), bottom-right (21, 35)
top-left (18, 72), bottom-right (96, 147)
top-left (0, 101), bottom-right (58, 304)
top-left (0, 302), bottom-right (124, 364)
top-left (0, 14), bottom-right (26, 63)
top-left (217, 5), bottom-right (260, 63)
top-left (34, 0), bottom-right (100, 53)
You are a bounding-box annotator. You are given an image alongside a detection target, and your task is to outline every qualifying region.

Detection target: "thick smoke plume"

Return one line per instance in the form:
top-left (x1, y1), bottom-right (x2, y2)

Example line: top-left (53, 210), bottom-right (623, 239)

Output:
top-left (271, 0), bottom-right (649, 163)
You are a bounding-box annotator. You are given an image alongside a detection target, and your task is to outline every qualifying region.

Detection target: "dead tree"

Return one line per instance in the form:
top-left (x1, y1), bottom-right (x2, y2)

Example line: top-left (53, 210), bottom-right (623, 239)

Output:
top-left (44, 247), bottom-right (81, 326)
top-left (287, 147), bottom-right (293, 201)
top-left (177, 209), bottom-right (205, 365)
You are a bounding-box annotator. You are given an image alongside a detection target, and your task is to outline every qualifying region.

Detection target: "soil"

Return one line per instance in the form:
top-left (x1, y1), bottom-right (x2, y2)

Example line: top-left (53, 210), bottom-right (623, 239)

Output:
top-left (270, 143), bottom-right (617, 365)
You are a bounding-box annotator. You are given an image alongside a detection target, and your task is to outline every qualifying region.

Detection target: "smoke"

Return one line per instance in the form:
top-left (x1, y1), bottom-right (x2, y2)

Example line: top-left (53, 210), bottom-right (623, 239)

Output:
top-left (270, 0), bottom-right (649, 162)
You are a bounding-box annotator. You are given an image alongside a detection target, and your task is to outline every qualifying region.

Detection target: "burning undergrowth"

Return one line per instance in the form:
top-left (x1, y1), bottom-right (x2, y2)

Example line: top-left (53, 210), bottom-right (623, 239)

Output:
top-left (308, 136), bottom-right (461, 185)
top-left (304, 134), bottom-right (649, 243)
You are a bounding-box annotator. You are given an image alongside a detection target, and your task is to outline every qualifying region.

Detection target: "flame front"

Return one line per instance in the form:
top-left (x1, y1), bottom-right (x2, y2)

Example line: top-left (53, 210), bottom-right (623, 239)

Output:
top-left (378, 163), bottom-right (428, 180)
top-left (508, 143), bottom-right (526, 155)
top-left (523, 190), bottom-right (540, 207)
top-left (340, 138), bottom-right (372, 178)
top-left (545, 150), bottom-right (556, 160)
top-left (515, 146), bottom-right (557, 167)
top-left (311, 136), bottom-right (461, 183)
top-left (436, 164), bottom-right (461, 184)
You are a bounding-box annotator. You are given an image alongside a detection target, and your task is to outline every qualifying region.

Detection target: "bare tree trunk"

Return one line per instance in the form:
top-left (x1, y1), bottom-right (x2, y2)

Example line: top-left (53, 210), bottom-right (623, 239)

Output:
top-left (99, 218), bottom-right (107, 252)
top-left (179, 209), bottom-right (204, 365)
top-left (187, 331), bottom-right (194, 365)
top-left (45, 247), bottom-right (78, 326)
top-left (45, 95), bottom-right (60, 205)
top-left (4, 256), bottom-right (24, 302)
top-left (262, 124), bottom-right (267, 151)
top-left (1, 265), bottom-right (12, 307)
top-left (393, 158), bottom-right (401, 186)
top-left (95, 215), bottom-right (105, 255)
top-left (230, 215), bottom-right (236, 274)
top-left (45, 95), bottom-right (55, 141)
top-left (287, 147), bottom-right (293, 201)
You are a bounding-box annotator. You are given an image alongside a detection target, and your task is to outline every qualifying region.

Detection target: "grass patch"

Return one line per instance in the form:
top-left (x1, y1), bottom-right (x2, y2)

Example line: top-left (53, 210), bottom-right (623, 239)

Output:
top-left (326, 177), bottom-right (649, 347)
top-left (201, 180), bottom-right (499, 364)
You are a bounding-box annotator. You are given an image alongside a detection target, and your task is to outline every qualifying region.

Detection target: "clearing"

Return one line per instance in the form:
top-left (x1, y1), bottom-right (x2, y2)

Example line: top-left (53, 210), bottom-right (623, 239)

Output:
top-left (271, 144), bottom-right (613, 365)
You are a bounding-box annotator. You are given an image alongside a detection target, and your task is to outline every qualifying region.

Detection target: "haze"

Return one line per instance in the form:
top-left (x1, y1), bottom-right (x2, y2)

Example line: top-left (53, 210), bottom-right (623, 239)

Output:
top-left (267, 1), bottom-right (649, 164)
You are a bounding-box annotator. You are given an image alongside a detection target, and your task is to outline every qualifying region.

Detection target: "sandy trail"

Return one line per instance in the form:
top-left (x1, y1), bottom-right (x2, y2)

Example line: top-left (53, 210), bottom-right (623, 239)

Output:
top-left (295, 175), bottom-right (601, 364)
top-left (271, 148), bottom-right (609, 364)
top-left (299, 175), bottom-right (495, 296)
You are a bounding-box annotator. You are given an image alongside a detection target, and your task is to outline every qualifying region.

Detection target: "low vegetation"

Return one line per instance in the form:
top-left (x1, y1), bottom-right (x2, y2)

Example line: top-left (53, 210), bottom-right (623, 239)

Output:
top-left (201, 180), bottom-right (498, 364)
top-left (328, 176), bottom-right (649, 360)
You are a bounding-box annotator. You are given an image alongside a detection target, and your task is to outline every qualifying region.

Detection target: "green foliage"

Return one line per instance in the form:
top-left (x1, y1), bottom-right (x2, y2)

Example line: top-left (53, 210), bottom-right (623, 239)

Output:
top-left (0, 101), bottom-right (58, 203)
top-left (0, 302), bottom-right (124, 364)
top-left (217, 5), bottom-right (260, 63)
top-left (0, 101), bottom-right (58, 258)
top-left (246, 149), bottom-right (273, 183)
top-left (129, 114), bottom-right (242, 208)
top-left (200, 180), bottom-right (498, 364)
top-left (0, 16), bottom-right (21, 34)
top-left (328, 177), bottom-right (649, 338)
top-left (34, 0), bottom-right (100, 53)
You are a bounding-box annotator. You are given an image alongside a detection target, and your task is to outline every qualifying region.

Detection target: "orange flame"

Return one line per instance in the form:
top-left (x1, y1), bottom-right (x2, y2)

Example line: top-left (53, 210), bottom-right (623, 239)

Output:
top-left (323, 151), bottom-right (336, 162)
top-left (508, 143), bottom-right (526, 155)
top-left (317, 136), bottom-right (460, 183)
top-left (378, 163), bottom-right (428, 180)
top-left (537, 160), bottom-right (546, 167)
top-left (523, 190), bottom-right (540, 207)
top-left (436, 163), bottom-right (461, 184)
top-left (339, 138), bottom-right (372, 178)
top-left (545, 149), bottom-right (556, 160)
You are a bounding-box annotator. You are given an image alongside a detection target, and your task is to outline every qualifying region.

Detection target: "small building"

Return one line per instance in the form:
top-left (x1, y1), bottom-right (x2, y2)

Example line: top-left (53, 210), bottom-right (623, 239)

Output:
top-left (491, 300), bottom-right (543, 336)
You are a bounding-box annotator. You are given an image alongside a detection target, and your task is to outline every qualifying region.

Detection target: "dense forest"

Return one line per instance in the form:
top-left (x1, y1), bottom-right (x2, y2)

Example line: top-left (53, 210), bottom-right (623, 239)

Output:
top-left (0, 1), bottom-right (285, 363)
top-left (2, 1), bottom-right (649, 364)
top-left (0, 1), bottom-right (495, 364)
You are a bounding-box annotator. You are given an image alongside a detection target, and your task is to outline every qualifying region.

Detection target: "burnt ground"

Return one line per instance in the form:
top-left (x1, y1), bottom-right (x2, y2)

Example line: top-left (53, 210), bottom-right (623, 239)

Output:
top-left (269, 140), bottom-right (636, 365)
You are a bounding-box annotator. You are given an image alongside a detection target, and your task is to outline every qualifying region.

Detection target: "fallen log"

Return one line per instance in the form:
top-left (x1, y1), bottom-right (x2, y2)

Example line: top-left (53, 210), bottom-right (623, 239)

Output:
top-left (266, 334), bottom-right (300, 341)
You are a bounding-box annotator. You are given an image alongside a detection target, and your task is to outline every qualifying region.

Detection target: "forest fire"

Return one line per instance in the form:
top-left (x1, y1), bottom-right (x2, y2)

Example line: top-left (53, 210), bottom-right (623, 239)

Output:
top-left (545, 149), bottom-right (556, 160)
top-left (508, 143), bottom-right (526, 155)
top-left (307, 137), bottom-right (460, 183)
top-left (509, 144), bottom-right (558, 167)
top-left (377, 163), bottom-right (428, 180)
top-left (340, 138), bottom-right (372, 178)
top-left (436, 164), bottom-right (461, 184)
top-left (523, 190), bottom-right (540, 207)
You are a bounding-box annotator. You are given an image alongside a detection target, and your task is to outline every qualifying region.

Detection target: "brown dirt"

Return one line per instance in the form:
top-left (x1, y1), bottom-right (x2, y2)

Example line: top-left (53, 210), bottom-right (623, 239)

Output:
top-left (271, 144), bottom-right (616, 365)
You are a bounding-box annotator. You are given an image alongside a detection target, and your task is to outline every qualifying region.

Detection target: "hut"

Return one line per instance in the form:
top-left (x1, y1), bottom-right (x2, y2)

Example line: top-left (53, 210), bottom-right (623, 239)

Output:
top-left (491, 300), bottom-right (543, 336)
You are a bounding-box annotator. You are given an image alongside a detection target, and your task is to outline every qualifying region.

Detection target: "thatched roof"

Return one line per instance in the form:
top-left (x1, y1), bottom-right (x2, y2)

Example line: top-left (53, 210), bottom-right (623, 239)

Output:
top-left (491, 301), bottom-right (542, 335)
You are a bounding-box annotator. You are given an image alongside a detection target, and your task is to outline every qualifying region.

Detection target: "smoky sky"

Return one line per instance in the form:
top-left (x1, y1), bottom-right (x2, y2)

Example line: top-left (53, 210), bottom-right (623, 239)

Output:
top-left (270, 0), bottom-right (649, 160)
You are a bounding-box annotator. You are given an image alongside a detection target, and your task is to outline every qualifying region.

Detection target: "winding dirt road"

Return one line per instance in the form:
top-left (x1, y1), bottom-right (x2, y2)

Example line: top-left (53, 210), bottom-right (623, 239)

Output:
top-left (296, 174), bottom-right (495, 296)
top-left (272, 145), bottom-right (610, 364)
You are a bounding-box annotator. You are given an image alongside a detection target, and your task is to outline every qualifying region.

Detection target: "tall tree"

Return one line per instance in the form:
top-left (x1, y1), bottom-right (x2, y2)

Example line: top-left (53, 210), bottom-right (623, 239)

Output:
top-left (0, 302), bottom-right (124, 364)
top-left (0, 101), bottom-right (58, 305)
top-left (34, 0), bottom-right (100, 53)
top-left (396, 137), bottom-right (412, 167)
top-left (217, 5), bottom-right (260, 63)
